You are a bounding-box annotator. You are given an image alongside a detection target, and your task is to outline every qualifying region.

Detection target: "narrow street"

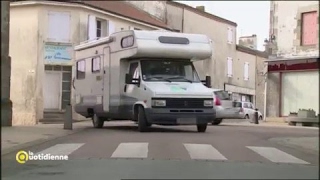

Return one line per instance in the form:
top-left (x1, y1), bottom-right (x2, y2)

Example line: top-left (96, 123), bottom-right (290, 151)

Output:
top-left (2, 121), bottom-right (318, 179)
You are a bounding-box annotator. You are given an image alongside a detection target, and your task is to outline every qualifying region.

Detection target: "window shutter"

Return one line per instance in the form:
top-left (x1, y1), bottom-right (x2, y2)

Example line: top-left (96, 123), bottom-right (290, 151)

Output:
top-left (108, 21), bottom-right (116, 35)
top-left (227, 57), bottom-right (233, 77)
top-left (88, 15), bottom-right (97, 40)
top-left (244, 62), bottom-right (249, 80)
top-left (227, 27), bottom-right (233, 44)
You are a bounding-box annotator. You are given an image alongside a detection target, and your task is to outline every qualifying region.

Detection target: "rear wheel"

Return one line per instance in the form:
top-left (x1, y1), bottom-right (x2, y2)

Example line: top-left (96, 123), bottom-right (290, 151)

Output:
top-left (212, 118), bottom-right (223, 125)
top-left (245, 114), bottom-right (249, 119)
top-left (92, 113), bottom-right (104, 128)
top-left (137, 106), bottom-right (148, 132)
top-left (259, 116), bottom-right (263, 120)
top-left (197, 124), bottom-right (207, 132)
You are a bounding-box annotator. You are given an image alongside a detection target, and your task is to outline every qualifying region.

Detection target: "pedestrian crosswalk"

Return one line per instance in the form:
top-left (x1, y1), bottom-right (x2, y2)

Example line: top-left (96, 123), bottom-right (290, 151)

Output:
top-left (32, 142), bottom-right (310, 165)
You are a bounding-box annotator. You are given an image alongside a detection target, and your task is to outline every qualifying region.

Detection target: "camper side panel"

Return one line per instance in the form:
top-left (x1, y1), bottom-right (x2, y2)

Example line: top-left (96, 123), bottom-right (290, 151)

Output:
top-left (74, 46), bottom-right (105, 117)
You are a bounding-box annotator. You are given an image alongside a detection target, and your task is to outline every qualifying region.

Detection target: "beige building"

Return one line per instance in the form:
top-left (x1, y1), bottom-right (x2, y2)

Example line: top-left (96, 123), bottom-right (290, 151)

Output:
top-left (234, 45), bottom-right (268, 114)
top-left (239, 34), bottom-right (258, 50)
top-left (9, 0), bottom-right (169, 125)
top-left (266, 1), bottom-right (319, 117)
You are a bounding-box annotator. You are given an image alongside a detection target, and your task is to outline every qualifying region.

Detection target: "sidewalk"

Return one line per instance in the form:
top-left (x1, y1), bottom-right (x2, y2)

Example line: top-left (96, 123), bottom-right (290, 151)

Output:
top-left (1, 121), bottom-right (91, 156)
top-left (222, 119), bottom-right (318, 129)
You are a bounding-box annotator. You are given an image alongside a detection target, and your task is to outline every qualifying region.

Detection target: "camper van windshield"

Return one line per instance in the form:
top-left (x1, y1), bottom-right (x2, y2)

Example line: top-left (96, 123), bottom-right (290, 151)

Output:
top-left (140, 60), bottom-right (200, 83)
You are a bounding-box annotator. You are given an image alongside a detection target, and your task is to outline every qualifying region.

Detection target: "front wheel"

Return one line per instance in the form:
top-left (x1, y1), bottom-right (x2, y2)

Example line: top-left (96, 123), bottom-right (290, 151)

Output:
top-left (212, 118), bottom-right (223, 125)
top-left (92, 113), bottom-right (104, 128)
top-left (197, 124), bottom-right (207, 132)
top-left (137, 106), bottom-right (149, 132)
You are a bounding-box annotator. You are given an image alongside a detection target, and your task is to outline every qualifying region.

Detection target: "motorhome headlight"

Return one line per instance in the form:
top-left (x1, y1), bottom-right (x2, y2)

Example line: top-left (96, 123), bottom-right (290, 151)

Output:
top-left (204, 100), bottom-right (213, 107)
top-left (152, 100), bottom-right (166, 107)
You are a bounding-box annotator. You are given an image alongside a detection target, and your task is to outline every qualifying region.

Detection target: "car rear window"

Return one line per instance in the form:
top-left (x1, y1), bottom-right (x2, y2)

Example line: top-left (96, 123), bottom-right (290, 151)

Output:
top-left (214, 90), bottom-right (230, 100)
top-left (233, 102), bottom-right (242, 107)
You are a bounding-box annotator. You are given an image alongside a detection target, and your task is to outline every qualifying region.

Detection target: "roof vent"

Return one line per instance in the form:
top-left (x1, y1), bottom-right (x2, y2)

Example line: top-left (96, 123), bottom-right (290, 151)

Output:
top-left (196, 6), bottom-right (205, 12)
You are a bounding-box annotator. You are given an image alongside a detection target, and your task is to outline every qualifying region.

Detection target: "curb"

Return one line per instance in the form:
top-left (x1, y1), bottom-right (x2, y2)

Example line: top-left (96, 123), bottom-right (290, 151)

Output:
top-left (1, 127), bottom-right (87, 156)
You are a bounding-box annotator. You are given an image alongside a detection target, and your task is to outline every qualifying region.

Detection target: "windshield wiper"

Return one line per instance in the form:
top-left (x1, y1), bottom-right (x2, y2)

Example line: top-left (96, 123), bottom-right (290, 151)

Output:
top-left (145, 76), bottom-right (172, 82)
top-left (167, 76), bottom-right (193, 83)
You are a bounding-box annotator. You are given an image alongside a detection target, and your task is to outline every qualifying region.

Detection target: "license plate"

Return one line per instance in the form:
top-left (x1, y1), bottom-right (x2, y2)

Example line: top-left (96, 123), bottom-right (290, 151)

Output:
top-left (177, 118), bottom-right (197, 125)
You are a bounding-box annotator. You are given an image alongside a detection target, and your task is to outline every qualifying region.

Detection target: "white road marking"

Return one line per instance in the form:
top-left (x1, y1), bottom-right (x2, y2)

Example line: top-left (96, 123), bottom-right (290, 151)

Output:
top-left (247, 146), bottom-right (310, 164)
top-left (184, 143), bottom-right (227, 160)
top-left (36, 143), bottom-right (84, 156)
top-left (111, 142), bottom-right (148, 158)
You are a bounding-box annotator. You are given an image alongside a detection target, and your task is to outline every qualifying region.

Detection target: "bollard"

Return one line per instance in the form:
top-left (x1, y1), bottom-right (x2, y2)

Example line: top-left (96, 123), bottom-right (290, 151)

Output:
top-left (254, 108), bottom-right (259, 124)
top-left (64, 104), bottom-right (73, 130)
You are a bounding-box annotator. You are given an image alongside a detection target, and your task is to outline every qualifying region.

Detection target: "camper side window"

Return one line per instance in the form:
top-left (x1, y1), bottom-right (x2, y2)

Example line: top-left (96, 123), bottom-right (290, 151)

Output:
top-left (129, 62), bottom-right (140, 83)
top-left (92, 57), bottom-right (101, 73)
top-left (76, 60), bottom-right (85, 79)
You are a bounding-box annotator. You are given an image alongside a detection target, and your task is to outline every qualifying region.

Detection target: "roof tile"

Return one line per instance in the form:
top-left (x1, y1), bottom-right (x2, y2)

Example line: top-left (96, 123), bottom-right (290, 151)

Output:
top-left (80, 1), bottom-right (171, 30)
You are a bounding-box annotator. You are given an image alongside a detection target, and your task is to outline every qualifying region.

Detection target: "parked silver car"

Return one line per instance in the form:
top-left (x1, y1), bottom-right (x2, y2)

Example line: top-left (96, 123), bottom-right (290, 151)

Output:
top-left (232, 101), bottom-right (263, 120)
top-left (211, 89), bottom-right (263, 125)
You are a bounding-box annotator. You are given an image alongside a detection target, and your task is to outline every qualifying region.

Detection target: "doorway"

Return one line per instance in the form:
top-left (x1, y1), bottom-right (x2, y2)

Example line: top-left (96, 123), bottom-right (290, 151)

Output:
top-left (44, 71), bottom-right (61, 110)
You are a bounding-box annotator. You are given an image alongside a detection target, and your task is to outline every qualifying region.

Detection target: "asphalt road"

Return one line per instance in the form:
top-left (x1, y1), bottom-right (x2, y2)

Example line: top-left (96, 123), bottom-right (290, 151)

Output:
top-left (2, 120), bottom-right (319, 179)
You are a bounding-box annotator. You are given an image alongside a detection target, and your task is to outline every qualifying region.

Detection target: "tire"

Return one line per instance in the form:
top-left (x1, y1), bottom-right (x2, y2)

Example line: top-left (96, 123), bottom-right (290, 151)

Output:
top-left (92, 113), bottom-right (104, 128)
top-left (197, 124), bottom-right (207, 132)
top-left (245, 114), bottom-right (249, 119)
top-left (212, 118), bottom-right (223, 125)
top-left (259, 116), bottom-right (263, 120)
top-left (137, 106), bottom-right (148, 132)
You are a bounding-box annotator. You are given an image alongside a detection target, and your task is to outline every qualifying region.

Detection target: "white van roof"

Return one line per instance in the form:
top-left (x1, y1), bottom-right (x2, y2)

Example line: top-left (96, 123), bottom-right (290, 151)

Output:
top-left (75, 30), bottom-right (213, 60)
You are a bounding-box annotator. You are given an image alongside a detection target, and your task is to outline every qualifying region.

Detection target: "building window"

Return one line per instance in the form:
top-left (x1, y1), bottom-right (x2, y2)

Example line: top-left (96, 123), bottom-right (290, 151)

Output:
top-left (244, 62), bottom-right (249, 81)
top-left (227, 27), bottom-right (233, 44)
top-left (301, 11), bottom-right (317, 46)
top-left (227, 57), bottom-right (233, 77)
top-left (92, 57), bottom-right (101, 73)
top-left (76, 60), bottom-right (86, 79)
top-left (96, 20), bottom-right (102, 38)
top-left (47, 11), bottom-right (71, 42)
top-left (88, 15), bottom-right (115, 40)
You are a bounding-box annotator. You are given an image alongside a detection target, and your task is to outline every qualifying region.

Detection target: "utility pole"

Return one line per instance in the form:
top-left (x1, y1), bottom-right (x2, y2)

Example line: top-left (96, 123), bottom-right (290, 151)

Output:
top-left (1, 1), bottom-right (12, 126)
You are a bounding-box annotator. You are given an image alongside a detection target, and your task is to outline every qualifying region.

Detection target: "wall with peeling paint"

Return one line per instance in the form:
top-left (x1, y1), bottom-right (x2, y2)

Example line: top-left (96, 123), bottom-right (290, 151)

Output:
top-left (270, 1), bottom-right (319, 58)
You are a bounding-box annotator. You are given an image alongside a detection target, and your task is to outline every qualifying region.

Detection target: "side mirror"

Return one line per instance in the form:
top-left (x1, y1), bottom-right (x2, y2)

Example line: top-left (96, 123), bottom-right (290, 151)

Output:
top-left (125, 73), bottom-right (140, 85)
top-left (201, 76), bottom-right (211, 88)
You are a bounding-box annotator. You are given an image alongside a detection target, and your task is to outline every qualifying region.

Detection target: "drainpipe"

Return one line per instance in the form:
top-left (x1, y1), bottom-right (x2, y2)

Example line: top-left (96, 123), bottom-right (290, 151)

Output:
top-left (263, 65), bottom-right (268, 121)
top-left (181, 8), bottom-right (184, 32)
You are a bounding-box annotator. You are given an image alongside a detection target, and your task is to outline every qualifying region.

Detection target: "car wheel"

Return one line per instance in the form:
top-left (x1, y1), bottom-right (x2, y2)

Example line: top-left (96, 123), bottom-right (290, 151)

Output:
top-left (212, 118), bottom-right (223, 125)
top-left (92, 113), bottom-right (104, 128)
top-left (259, 116), bottom-right (263, 120)
top-left (137, 106), bottom-right (148, 132)
top-left (197, 124), bottom-right (207, 132)
top-left (245, 114), bottom-right (249, 119)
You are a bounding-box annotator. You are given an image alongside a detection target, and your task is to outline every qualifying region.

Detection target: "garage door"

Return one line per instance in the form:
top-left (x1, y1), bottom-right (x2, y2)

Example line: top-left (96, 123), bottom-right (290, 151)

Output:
top-left (281, 71), bottom-right (319, 116)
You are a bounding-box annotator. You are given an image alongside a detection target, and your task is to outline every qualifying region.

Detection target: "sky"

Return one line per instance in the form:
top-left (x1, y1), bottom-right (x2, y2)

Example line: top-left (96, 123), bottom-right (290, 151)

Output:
top-left (177, 1), bottom-right (270, 51)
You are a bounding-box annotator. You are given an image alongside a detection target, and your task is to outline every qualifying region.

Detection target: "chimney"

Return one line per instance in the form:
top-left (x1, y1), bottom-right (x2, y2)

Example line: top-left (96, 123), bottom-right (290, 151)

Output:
top-left (196, 6), bottom-right (205, 12)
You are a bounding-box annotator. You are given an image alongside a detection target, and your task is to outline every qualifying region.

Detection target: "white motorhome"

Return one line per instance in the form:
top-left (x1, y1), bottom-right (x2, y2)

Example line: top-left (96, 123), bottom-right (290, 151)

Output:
top-left (73, 30), bottom-right (216, 132)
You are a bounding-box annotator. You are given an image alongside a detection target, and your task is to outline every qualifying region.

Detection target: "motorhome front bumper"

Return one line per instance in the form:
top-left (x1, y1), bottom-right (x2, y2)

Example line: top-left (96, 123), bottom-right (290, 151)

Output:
top-left (144, 108), bottom-right (216, 125)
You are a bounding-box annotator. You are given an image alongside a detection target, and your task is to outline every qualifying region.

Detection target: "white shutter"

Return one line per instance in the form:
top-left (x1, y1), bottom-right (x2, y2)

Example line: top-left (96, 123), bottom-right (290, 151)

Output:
top-left (227, 57), bottom-right (233, 77)
top-left (227, 27), bottom-right (233, 44)
top-left (59, 13), bottom-right (71, 42)
top-left (88, 15), bottom-right (97, 40)
top-left (108, 21), bottom-right (116, 35)
top-left (244, 62), bottom-right (249, 80)
top-left (48, 12), bottom-right (71, 42)
top-left (48, 12), bottom-right (60, 41)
